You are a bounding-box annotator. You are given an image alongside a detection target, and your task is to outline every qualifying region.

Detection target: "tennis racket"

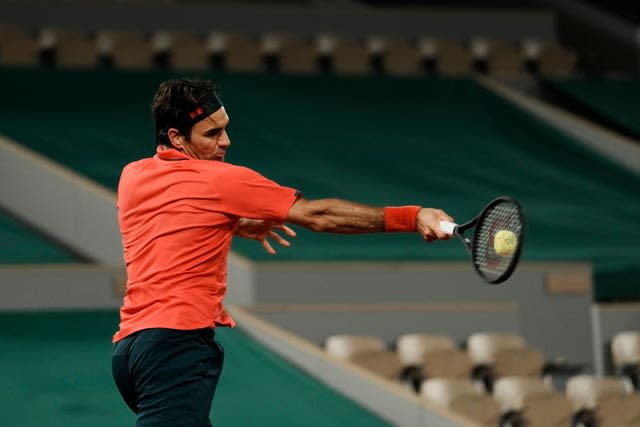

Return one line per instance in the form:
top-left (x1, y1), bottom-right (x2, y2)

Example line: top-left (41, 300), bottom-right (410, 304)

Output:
top-left (440, 197), bottom-right (526, 284)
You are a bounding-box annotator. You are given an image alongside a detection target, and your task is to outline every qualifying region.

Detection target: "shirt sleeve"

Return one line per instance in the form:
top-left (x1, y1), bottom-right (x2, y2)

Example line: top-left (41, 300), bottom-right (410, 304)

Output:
top-left (215, 164), bottom-right (300, 221)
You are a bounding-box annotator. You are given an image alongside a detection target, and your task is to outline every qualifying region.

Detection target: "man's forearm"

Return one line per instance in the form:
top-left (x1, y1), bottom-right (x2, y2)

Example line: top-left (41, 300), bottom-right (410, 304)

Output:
top-left (286, 198), bottom-right (385, 233)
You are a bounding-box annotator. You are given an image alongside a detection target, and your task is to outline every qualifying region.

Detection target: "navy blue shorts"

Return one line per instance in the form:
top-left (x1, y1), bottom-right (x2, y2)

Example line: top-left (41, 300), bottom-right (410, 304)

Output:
top-left (112, 328), bottom-right (224, 427)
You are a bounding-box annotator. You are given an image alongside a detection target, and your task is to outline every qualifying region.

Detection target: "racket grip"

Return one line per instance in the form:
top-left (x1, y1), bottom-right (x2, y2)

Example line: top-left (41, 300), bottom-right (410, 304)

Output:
top-left (439, 220), bottom-right (457, 235)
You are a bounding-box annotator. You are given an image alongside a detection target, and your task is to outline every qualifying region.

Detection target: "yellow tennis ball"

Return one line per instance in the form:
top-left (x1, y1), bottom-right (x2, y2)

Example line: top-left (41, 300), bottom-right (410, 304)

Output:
top-left (494, 230), bottom-right (517, 256)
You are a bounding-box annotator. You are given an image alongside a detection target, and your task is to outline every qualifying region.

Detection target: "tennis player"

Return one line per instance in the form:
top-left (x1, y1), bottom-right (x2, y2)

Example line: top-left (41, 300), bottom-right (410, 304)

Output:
top-left (111, 77), bottom-right (454, 426)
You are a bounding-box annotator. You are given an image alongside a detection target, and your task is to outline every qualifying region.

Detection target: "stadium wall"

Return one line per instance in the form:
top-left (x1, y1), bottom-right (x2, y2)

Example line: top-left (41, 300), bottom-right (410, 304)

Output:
top-left (0, 2), bottom-right (556, 41)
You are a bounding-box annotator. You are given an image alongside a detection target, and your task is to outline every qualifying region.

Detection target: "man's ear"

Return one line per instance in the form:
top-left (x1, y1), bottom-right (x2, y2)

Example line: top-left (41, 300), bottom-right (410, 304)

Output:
top-left (167, 128), bottom-right (185, 149)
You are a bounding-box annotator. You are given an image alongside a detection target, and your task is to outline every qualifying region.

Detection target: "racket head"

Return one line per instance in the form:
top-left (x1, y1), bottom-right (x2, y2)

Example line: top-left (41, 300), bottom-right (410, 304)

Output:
top-left (469, 197), bottom-right (526, 284)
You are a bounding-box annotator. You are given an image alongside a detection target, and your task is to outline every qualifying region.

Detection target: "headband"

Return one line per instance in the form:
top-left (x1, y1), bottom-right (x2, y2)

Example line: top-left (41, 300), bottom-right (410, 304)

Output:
top-left (183, 92), bottom-right (224, 126)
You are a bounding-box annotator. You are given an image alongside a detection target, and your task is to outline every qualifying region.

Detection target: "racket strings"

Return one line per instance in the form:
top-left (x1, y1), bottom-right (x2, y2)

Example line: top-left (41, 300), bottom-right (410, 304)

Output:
top-left (472, 202), bottom-right (524, 282)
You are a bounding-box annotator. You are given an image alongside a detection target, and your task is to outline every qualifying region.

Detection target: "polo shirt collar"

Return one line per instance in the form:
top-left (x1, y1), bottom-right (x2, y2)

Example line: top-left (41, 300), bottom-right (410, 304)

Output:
top-left (156, 145), bottom-right (191, 161)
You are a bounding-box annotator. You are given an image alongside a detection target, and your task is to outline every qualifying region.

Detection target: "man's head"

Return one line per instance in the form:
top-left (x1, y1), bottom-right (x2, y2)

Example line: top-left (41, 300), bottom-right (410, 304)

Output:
top-left (152, 78), bottom-right (231, 161)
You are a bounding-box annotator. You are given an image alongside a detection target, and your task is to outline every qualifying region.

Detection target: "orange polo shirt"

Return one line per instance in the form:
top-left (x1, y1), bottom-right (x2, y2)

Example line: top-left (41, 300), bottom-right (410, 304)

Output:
top-left (113, 146), bottom-right (300, 342)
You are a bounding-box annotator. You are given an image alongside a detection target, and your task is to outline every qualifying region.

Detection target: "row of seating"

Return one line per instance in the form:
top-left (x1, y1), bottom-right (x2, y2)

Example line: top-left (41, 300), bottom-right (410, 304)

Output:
top-left (0, 26), bottom-right (578, 77)
top-left (324, 331), bottom-right (640, 427)
top-left (421, 374), bottom-right (640, 427)
top-left (327, 332), bottom-right (574, 391)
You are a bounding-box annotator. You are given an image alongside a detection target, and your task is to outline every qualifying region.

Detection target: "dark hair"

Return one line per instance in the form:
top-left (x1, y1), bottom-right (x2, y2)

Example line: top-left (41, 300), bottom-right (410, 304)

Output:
top-left (151, 77), bottom-right (220, 146)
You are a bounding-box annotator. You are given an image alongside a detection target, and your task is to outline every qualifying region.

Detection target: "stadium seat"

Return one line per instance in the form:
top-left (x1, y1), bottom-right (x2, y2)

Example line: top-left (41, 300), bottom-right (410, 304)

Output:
top-left (264, 33), bottom-right (317, 75)
top-left (326, 35), bottom-right (370, 75)
top-left (493, 376), bottom-right (575, 427)
top-left (204, 32), bottom-right (226, 71)
top-left (350, 351), bottom-right (405, 380)
top-left (98, 29), bottom-right (153, 70)
top-left (396, 333), bottom-right (459, 365)
top-left (492, 347), bottom-right (545, 377)
top-left (420, 378), bottom-right (502, 427)
top-left (521, 37), bottom-right (542, 75)
top-left (396, 333), bottom-right (473, 379)
top-left (36, 28), bottom-right (57, 67)
top-left (325, 334), bottom-right (403, 380)
top-left (0, 26), bottom-right (39, 67)
top-left (314, 33), bottom-right (335, 73)
top-left (538, 41), bottom-right (577, 78)
top-left (566, 374), bottom-right (633, 406)
top-left (566, 375), bottom-right (640, 427)
top-left (326, 334), bottom-right (386, 359)
top-left (611, 331), bottom-right (640, 390)
top-left (149, 30), bottom-right (172, 69)
top-left (468, 36), bottom-right (490, 73)
top-left (153, 30), bottom-right (209, 71)
top-left (50, 28), bottom-right (97, 68)
top-left (0, 26), bottom-right (28, 42)
top-left (466, 332), bottom-right (545, 390)
top-left (432, 38), bottom-right (473, 76)
top-left (259, 32), bottom-right (281, 73)
top-left (95, 31), bottom-right (114, 68)
top-left (378, 36), bottom-right (424, 76)
top-left (416, 36), bottom-right (437, 74)
top-left (488, 39), bottom-right (526, 79)
top-left (220, 32), bottom-right (263, 73)
top-left (364, 35), bottom-right (386, 74)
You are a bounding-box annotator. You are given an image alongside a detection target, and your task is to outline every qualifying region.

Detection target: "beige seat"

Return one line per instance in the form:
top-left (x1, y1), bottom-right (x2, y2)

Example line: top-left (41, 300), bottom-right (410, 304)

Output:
top-left (494, 376), bottom-right (574, 427)
top-left (150, 30), bottom-right (208, 71)
top-left (325, 334), bottom-right (403, 380)
top-left (204, 32), bottom-right (227, 70)
top-left (326, 334), bottom-right (386, 359)
top-left (0, 26), bottom-right (39, 66)
top-left (364, 35), bottom-right (386, 74)
top-left (434, 38), bottom-right (473, 76)
top-left (149, 30), bottom-right (172, 69)
top-left (421, 378), bottom-right (502, 427)
top-left (467, 332), bottom-right (527, 362)
top-left (488, 39), bottom-right (525, 79)
top-left (538, 41), bottom-right (577, 78)
top-left (36, 28), bottom-right (57, 66)
top-left (566, 375), bottom-right (640, 427)
top-left (314, 33), bottom-right (335, 72)
top-left (219, 32), bottom-right (263, 73)
top-left (416, 37), bottom-right (438, 73)
top-left (521, 38), bottom-right (543, 74)
top-left (377, 36), bottom-right (423, 76)
top-left (263, 33), bottom-right (316, 74)
top-left (99, 29), bottom-right (153, 70)
top-left (0, 26), bottom-right (29, 42)
top-left (48, 27), bottom-right (97, 68)
top-left (397, 333), bottom-right (458, 365)
top-left (612, 331), bottom-right (640, 390)
top-left (350, 351), bottom-right (405, 380)
top-left (469, 36), bottom-right (490, 73)
top-left (396, 333), bottom-right (472, 379)
top-left (566, 374), bottom-right (632, 407)
top-left (612, 331), bottom-right (640, 367)
top-left (467, 332), bottom-right (544, 375)
top-left (467, 332), bottom-right (545, 390)
top-left (493, 347), bottom-right (545, 378)
top-left (327, 35), bottom-right (369, 75)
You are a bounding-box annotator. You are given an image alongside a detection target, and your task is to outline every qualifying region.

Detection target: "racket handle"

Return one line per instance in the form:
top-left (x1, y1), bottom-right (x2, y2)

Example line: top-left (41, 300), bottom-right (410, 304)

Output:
top-left (439, 220), bottom-right (457, 235)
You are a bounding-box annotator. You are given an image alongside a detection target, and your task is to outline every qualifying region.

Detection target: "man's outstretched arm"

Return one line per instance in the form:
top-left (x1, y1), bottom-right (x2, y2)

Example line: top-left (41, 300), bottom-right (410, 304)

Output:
top-left (286, 198), bottom-right (453, 242)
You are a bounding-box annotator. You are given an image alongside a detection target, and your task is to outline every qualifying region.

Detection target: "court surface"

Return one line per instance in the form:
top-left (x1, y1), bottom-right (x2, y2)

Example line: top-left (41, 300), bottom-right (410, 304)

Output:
top-left (0, 310), bottom-right (391, 427)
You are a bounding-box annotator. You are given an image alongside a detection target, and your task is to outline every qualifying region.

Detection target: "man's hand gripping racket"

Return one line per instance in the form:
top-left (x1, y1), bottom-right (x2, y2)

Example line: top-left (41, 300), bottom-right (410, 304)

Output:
top-left (440, 197), bottom-right (526, 284)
